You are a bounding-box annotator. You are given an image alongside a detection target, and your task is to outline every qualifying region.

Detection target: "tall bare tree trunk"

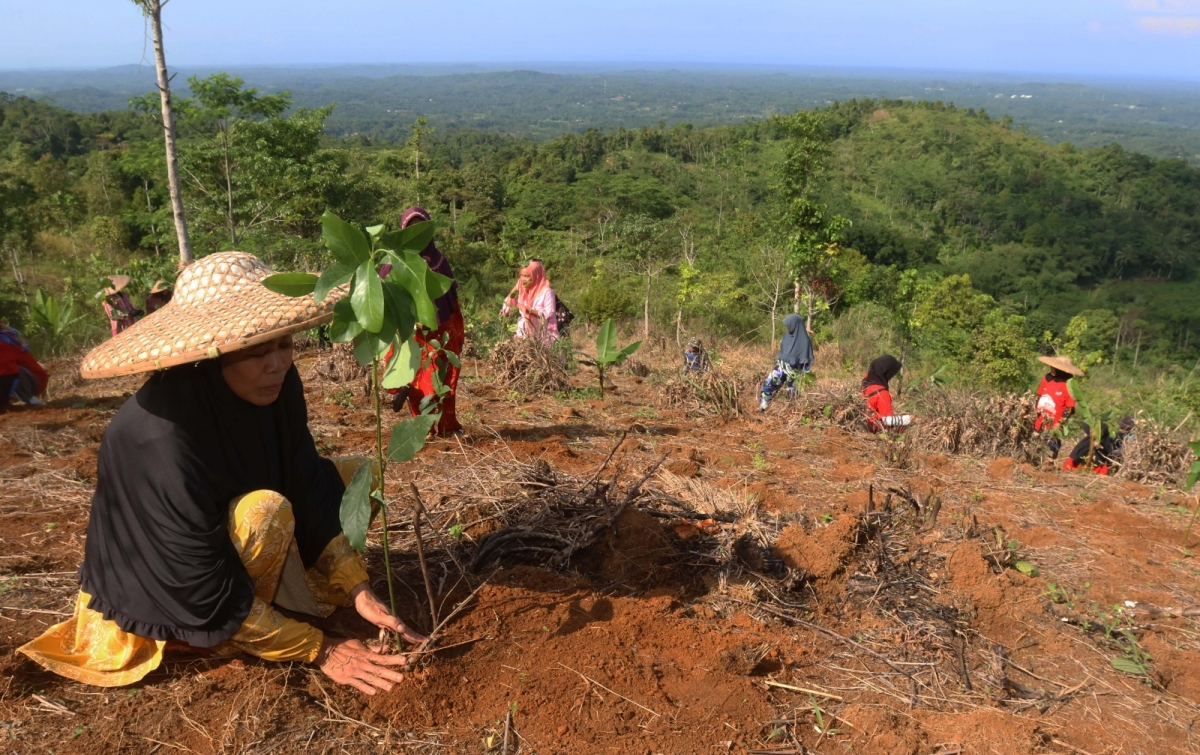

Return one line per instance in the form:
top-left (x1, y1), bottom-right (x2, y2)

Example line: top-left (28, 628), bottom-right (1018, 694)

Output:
top-left (644, 273), bottom-right (652, 343)
top-left (141, 0), bottom-right (193, 266)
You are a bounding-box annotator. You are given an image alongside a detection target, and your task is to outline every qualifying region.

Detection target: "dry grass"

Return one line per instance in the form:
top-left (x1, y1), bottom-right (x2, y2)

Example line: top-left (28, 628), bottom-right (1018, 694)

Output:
top-left (786, 377), bottom-right (864, 431)
top-left (664, 370), bottom-right (745, 420)
top-left (486, 337), bottom-right (571, 395)
top-left (909, 388), bottom-right (1042, 462)
top-left (1117, 420), bottom-right (1194, 487)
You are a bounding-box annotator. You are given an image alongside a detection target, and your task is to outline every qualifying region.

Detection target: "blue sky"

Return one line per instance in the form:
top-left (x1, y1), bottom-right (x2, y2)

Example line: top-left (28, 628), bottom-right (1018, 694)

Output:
top-left (1, 0), bottom-right (1197, 78)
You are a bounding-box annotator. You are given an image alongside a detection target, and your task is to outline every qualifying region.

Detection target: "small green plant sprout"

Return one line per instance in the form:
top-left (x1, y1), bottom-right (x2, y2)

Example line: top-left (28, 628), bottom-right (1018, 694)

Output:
top-left (576, 318), bottom-right (641, 399)
top-left (1110, 629), bottom-right (1152, 677)
top-left (1044, 583), bottom-right (1073, 607)
top-left (30, 289), bottom-right (82, 354)
top-left (263, 210), bottom-right (449, 641)
top-left (753, 453), bottom-right (769, 472)
top-left (1065, 380), bottom-right (1114, 470)
top-left (1013, 559), bottom-right (1039, 577)
top-left (809, 695), bottom-right (839, 736)
top-left (1180, 439), bottom-right (1200, 549)
top-left (448, 523), bottom-right (465, 541)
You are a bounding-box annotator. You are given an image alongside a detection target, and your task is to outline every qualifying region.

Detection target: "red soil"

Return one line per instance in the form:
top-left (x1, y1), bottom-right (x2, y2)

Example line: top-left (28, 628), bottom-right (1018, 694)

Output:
top-left (1, 352), bottom-right (1198, 754)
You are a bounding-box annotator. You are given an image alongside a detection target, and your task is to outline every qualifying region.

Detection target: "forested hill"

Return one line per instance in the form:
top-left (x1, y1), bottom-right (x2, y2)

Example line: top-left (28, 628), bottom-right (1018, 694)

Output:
top-left (1, 87), bottom-right (1198, 412)
top-left (2, 66), bottom-right (1199, 161)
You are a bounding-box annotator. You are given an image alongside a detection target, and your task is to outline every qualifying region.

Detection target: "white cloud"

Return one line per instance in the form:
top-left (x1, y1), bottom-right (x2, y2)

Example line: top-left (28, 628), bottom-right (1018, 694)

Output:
top-left (1125, 0), bottom-right (1200, 12)
top-left (1138, 14), bottom-right (1200, 32)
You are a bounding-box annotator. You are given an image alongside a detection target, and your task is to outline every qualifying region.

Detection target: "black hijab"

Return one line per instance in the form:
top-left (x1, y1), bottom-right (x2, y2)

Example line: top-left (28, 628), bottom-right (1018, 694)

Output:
top-left (79, 360), bottom-right (346, 647)
top-left (777, 314), bottom-right (813, 366)
top-left (863, 355), bottom-right (902, 390)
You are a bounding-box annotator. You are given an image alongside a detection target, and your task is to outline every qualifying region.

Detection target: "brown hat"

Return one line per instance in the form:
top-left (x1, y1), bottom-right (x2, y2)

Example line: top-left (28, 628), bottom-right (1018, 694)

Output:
top-left (1037, 355), bottom-right (1085, 377)
top-left (102, 274), bottom-right (132, 296)
top-left (81, 252), bottom-right (342, 379)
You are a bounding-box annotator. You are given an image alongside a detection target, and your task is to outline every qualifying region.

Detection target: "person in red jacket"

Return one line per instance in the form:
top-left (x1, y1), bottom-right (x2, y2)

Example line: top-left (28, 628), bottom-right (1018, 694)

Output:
top-left (861, 355), bottom-right (912, 433)
top-left (380, 207), bottom-right (464, 436)
top-left (1032, 355), bottom-right (1083, 456)
top-left (0, 322), bottom-right (49, 412)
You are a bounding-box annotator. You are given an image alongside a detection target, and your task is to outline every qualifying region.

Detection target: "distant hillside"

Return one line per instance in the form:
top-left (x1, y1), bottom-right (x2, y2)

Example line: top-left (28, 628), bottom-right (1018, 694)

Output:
top-left (1, 66), bottom-right (1199, 162)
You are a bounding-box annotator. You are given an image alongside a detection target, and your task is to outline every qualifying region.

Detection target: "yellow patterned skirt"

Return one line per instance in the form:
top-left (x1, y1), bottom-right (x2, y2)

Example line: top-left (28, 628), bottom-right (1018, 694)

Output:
top-left (19, 458), bottom-right (371, 687)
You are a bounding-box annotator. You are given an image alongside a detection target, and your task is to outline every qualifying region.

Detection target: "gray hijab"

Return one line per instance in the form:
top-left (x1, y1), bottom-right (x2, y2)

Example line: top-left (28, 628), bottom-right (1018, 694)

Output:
top-left (777, 314), bottom-right (813, 366)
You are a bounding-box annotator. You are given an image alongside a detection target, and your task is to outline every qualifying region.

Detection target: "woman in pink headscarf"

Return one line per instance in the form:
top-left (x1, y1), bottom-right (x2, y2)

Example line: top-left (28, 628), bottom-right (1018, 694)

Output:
top-left (501, 260), bottom-right (558, 345)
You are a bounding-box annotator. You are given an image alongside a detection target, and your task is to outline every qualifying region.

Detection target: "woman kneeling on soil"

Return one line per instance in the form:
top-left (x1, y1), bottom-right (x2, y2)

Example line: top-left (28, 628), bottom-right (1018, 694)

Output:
top-left (19, 253), bottom-right (424, 694)
top-left (862, 355), bottom-right (912, 432)
top-left (1062, 416), bottom-right (1134, 476)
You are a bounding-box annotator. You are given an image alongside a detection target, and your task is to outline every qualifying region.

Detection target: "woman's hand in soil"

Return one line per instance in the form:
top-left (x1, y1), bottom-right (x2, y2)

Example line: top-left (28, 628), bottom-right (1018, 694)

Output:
top-left (350, 582), bottom-right (428, 645)
top-left (315, 637), bottom-right (410, 695)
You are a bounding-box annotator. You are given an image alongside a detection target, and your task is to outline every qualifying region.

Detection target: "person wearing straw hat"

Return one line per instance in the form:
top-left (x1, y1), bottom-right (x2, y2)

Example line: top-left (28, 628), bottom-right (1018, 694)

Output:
top-left (144, 278), bottom-right (173, 315)
top-left (20, 252), bottom-right (425, 695)
top-left (98, 274), bottom-right (143, 337)
top-left (1033, 355), bottom-right (1084, 456)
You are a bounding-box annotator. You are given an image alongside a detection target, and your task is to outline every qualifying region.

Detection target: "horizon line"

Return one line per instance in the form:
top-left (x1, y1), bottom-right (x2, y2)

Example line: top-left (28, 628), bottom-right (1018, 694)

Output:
top-left (1, 61), bottom-right (1198, 86)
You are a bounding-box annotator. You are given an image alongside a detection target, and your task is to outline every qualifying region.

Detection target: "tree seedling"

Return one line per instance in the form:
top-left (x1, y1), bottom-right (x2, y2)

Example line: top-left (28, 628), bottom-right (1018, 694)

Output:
top-left (576, 318), bottom-right (641, 399)
top-left (1180, 439), bottom-right (1200, 550)
top-left (264, 210), bottom-right (450, 645)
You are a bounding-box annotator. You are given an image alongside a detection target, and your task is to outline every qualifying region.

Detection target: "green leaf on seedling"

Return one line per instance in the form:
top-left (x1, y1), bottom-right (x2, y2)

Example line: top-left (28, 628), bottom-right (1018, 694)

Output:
top-left (261, 273), bottom-right (318, 297)
top-left (381, 280), bottom-right (417, 342)
top-left (352, 332), bottom-right (378, 367)
top-left (329, 299), bottom-right (363, 343)
top-left (596, 319), bottom-right (618, 360)
top-left (1014, 560), bottom-right (1039, 577)
top-left (340, 462), bottom-right (374, 552)
top-left (616, 340), bottom-right (642, 363)
top-left (449, 523), bottom-right (465, 540)
top-left (378, 220), bottom-right (436, 255)
top-left (322, 210), bottom-right (370, 267)
top-left (387, 414), bottom-right (440, 462)
top-left (315, 263), bottom-right (354, 304)
top-left (384, 252), bottom-right (446, 328)
top-left (381, 338), bottom-right (421, 389)
top-left (1110, 656), bottom-right (1148, 676)
top-left (351, 261), bottom-right (384, 333)
top-left (1185, 441), bottom-right (1200, 491)
top-left (365, 224), bottom-right (385, 237)
top-left (444, 350), bottom-right (461, 368)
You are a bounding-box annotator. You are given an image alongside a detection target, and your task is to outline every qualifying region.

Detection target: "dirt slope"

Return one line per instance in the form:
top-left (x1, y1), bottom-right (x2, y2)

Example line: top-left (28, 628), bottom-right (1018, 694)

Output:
top-left (1, 349), bottom-right (1198, 755)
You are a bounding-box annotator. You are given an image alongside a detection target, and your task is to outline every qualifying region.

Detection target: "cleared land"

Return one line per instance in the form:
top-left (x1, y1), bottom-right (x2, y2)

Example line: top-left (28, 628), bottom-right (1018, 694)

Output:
top-left (1, 339), bottom-right (1198, 754)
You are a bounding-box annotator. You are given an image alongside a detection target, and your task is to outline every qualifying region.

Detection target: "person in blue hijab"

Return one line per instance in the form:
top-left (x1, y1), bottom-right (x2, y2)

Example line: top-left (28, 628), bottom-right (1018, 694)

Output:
top-left (758, 313), bottom-right (814, 412)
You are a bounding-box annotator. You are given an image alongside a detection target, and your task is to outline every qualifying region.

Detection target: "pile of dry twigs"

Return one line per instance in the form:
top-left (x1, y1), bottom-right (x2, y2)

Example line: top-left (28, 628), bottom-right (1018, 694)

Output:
top-left (664, 370), bottom-right (745, 420)
top-left (909, 388), bottom-right (1042, 461)
top-left (487, 337), bottom-right (572, 395)
top-left (1116, 420), bottom-right (1194, 486)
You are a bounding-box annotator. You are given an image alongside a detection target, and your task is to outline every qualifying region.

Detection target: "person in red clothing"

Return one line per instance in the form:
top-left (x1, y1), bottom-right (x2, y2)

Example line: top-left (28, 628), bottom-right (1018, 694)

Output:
top-left (0, 322), bottom-right (49, 412)
top-left (382, 207), bottom-right (464, 436)
top-left (1032, 355), bottom-right (1084, 456)
top-left (861, 355), bottom-right (912, 433)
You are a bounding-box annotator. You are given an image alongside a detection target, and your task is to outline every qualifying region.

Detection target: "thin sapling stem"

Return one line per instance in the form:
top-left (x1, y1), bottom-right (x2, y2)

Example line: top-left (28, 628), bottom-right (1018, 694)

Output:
top-left (372, 357), bottom-right (400, 649)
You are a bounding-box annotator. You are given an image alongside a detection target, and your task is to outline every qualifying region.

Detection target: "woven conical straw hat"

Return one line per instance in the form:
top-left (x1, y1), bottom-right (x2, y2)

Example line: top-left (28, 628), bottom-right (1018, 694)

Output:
top-left (1037, 355), bottom-right (1085, 377)
top-left (81, 252), bottom-right (341, 379)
